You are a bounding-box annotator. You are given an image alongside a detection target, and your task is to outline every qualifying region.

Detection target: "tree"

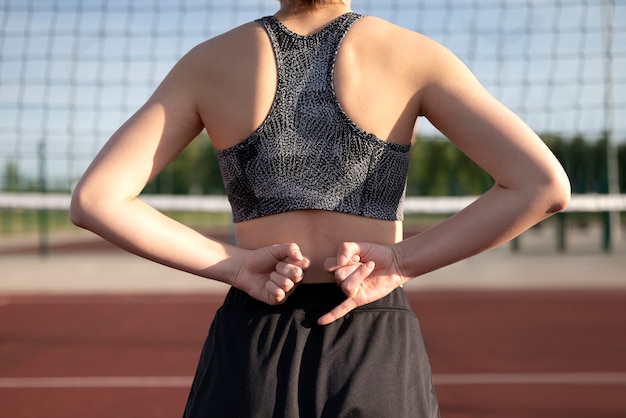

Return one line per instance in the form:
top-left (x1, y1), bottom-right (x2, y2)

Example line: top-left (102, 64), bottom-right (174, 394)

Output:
top-left (143, 132), bottom-right (225, 195)
top-left (3, 160), bottom-right (20, 192)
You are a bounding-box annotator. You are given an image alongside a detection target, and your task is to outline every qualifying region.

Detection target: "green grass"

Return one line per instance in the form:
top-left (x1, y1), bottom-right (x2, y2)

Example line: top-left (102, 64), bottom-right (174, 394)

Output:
top-left (1, 208), bottom-right (622, 239)
top-left (0, 209), bottom-right (234, 237)
top-left (1, 209), bottom-right (73, 236)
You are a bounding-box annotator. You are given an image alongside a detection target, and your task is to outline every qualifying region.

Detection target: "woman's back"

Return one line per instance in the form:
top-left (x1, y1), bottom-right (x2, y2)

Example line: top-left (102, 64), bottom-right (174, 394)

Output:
top-left (196, 13), bottom-right (421, 150)
top-left (183, 11), bottom-right (427, 282)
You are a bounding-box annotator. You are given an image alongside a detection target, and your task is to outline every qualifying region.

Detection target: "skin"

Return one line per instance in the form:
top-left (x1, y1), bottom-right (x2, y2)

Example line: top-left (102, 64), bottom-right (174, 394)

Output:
top-left (70, 0), bottom-right (570, 325)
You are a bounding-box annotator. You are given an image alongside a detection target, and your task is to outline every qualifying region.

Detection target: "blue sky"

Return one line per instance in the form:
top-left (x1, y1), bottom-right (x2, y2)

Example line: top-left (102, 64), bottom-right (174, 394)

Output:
top-left (0, 0), bottom-right (624, 188)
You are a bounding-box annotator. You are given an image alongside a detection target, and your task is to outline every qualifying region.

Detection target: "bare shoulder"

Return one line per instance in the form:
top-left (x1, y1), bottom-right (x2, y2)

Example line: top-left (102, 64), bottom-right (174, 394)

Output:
top-left (143, 20), bottom-right (270, 129)
top-left (345, 15), bottom-right (460, 109)
top-left (179, 21), bottom-right (267, 73)
top-left (166, 20), bottom-right (276, 147)
top-left (351, 16), bottom-right (461, 79)
top-left (353, 16), bottom-right (424, 40)
top-left (350, 16), bottom-right (441, 60)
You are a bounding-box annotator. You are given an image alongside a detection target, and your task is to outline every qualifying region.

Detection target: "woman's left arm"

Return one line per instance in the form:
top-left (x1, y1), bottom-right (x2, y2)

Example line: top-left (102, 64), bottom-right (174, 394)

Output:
top-left (319, 36), bottom-right (570, 325)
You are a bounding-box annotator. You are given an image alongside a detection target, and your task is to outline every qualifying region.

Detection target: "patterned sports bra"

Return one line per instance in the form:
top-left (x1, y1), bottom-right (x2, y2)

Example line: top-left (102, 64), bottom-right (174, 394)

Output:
top-left (217, 12), bottom-right (411, 223)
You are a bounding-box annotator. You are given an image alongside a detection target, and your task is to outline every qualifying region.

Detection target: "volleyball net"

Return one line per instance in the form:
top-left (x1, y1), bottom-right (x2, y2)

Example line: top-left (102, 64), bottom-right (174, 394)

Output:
top-left (0, 0), bottom-right (624, 192)
top-left (0, 0), bottom-right (625, 251)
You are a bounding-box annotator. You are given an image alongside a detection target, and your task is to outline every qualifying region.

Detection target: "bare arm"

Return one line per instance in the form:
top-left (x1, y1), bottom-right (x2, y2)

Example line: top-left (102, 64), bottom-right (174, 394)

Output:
top-left (395, 39), bottom-right (570, 276)
top-left (319, 37), bottom-right (570, 325)
top-left (70, 46), bottom-right (309, 303)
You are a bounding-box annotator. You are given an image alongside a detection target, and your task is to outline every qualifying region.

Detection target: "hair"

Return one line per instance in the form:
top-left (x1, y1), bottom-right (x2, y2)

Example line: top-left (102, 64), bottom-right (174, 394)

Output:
top-left (283, 0), bottom-right (346, 7)
top-left (286, 1), bottom-right (321, 5)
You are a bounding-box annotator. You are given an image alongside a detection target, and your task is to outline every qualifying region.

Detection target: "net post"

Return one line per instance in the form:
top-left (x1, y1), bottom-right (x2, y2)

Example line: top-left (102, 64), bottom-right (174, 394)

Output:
top-left (510, 236), bottom-right (520, 253)
top-left (602, 1), bottom-right (621, 253)
top-left (555, 212), bottom-right (567, 253)
top-left (37, 140), bottom-right (49, 257)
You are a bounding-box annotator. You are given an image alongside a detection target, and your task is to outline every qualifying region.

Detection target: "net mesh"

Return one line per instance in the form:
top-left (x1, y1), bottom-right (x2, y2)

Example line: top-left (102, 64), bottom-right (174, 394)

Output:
top-left (0, 0), bottom-right (624, 191)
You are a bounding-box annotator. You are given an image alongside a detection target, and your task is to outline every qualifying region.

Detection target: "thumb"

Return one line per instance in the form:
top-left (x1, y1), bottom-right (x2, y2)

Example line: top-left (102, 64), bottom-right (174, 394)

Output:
top-left (269, 243), bottom-right (302, 260)
top-left (336, 242), bottom-right (362, 267)
top-left (270, 243), bottom-right (310, 268)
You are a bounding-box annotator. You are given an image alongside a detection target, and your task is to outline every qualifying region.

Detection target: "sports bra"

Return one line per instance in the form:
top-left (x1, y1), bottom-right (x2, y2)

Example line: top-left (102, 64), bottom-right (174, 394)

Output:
top-left (216, 12), bottom-right (411, 223)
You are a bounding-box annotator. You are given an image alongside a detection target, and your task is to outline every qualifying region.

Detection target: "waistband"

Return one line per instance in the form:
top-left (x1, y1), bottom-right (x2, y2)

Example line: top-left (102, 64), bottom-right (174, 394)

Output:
top-left (222, 283), bottom-right (412, 315)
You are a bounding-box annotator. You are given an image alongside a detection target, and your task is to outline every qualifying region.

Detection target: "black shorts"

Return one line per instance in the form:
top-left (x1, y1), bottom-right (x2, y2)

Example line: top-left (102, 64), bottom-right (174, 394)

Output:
top-left (183, 283), bottom-right (439, 418)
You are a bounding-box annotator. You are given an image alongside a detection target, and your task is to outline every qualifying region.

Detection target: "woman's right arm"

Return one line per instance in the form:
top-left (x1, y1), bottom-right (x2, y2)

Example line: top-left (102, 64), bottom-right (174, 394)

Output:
top-left (70, 45), bottom-right (308, 304)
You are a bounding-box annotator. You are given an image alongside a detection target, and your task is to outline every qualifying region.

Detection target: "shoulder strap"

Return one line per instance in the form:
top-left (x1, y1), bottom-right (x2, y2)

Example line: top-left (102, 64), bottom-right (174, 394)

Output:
top-left (256, 13), bottom-right (363, 97)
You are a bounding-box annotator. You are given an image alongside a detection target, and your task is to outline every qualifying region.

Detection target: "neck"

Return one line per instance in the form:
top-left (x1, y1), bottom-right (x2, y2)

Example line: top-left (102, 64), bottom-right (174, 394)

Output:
top-left (277, 1), bottom-right (352, 17)
top-left (273, 5), bottom-right (353, 36)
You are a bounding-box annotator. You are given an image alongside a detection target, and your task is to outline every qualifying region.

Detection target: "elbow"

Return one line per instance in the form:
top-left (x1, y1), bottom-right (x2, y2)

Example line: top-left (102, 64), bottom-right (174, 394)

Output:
top-left (543, 169), bottom-right (571, 215)
top-left (69, 187), bottom-right (88, 229)
top-left (546, 186), bottom-right (570, 215)
top-left (70, 179), bottom-right (137, 231)
top-left (69, 183), bottom-right (99, 230)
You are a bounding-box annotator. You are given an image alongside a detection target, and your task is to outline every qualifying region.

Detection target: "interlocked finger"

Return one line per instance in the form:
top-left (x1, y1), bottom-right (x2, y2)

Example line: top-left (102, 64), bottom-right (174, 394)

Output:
top-left (270, 271), bottom-right (296, 293)
top-left (340, 261), bottom-right (374, 297)
top-left (265, 280), bottom-right (287, 305)
top-left (275, 261), bottom-right (303, 282)
top-left (333, 262), bottom-right (363, 282)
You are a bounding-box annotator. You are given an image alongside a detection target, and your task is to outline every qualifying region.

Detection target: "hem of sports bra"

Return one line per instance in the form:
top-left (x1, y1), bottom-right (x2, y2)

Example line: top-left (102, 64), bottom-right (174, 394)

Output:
top-left (229, 206), bottom-right (404, 224)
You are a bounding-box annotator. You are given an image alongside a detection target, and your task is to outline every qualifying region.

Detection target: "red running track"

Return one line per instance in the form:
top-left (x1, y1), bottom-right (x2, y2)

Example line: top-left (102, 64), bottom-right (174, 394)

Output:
top-left (1, 290), bottom-right (625, 418)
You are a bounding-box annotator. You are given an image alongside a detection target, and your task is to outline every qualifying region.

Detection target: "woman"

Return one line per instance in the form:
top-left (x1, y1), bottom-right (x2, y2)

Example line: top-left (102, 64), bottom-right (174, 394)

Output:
top-left (70, 0), bottom-right (570, 416)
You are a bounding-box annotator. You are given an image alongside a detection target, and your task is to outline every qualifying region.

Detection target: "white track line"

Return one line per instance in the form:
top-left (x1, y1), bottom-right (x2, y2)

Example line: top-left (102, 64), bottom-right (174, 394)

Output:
top-left (432, 372), bottom-right (626, 385)
top-left (1, 373), bottom-right (626, 389)
top-left (0, 376), bottom-right (193, 389)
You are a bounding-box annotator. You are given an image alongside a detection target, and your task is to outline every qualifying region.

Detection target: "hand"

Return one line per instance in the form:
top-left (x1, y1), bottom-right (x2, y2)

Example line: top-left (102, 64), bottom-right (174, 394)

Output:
top-left (319, 242), bottom-right (407, 325)
top-left (232, 243), bottom-right (310, 305)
